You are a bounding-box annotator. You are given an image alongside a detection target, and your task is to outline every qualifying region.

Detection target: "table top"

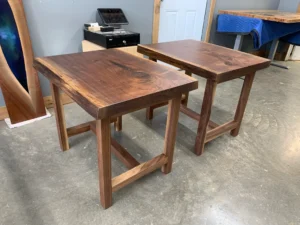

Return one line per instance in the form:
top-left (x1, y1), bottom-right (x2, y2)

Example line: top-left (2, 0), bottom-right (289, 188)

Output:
top-left (34, 49), bottom-right (198, 119)
top-left (137, 40), bottom-right (270, 83)
top-left (219, 10), bottom-right (300, 23)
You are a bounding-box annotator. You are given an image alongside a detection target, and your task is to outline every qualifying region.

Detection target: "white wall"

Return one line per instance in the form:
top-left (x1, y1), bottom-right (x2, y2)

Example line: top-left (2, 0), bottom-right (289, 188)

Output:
top-left (278, 0), bottom-right (299, 12)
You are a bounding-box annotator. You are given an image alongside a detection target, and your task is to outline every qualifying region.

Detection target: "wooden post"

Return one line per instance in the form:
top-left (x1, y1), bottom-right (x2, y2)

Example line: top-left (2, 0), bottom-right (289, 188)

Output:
top-left (152, 0), bottom-right (161, 44)
top-left (162, 96), bottom-right (181, 174)
top-left (194, 79), bottom-right (217, 155)
top-left (230, 73), bottom-right (255, 137)
top-left (204, 0), bottom-right (217, 43)
top-left (96, 118), bottom-right (112, 209)
top-left (50, 83), bottom-right (69, 151)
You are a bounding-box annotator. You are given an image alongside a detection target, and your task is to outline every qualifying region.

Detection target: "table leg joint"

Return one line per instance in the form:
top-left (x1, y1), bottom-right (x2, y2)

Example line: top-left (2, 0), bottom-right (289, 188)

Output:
top-left (112, 154), bottom-right (168, 192)
top-left (205, 120), bottom-right (238, 143)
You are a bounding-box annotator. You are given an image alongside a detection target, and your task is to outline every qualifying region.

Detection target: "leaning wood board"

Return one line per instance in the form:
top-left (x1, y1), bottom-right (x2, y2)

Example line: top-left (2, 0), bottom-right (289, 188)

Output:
top-left (219, 10), bottom-right (300, 23)
top-left (0, 0), bottom-right (46, 124)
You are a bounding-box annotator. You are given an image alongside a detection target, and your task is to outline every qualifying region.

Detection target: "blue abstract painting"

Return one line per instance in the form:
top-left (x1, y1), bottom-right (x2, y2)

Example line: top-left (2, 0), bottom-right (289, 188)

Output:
top-left (0, 0), bottom-right (28, 91)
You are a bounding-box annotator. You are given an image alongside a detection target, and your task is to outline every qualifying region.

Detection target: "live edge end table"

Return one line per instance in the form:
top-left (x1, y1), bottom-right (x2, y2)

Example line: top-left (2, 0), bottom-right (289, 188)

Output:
top-left (33, 49), bottom-right (198, 209)
top-left (137, 40), bottom-right (270, 156)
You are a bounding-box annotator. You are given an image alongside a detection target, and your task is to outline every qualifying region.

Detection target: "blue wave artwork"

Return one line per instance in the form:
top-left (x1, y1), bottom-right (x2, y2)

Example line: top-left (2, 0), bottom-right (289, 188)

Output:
top-left (0, 0), bottom-right (28, 91)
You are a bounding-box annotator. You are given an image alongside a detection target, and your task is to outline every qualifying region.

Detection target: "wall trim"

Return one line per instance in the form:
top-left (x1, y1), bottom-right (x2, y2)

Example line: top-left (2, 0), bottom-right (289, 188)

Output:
top-left (0, 93), bottom-right (73, 121)
top-left (204, 0), bottom-right (216, 42)
top-left (152, 0), bottom-right (161, 44)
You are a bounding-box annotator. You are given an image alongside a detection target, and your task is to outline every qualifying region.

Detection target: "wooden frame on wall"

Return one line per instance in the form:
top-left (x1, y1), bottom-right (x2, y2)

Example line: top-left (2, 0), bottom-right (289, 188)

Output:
top-left (152, 0), bottom-right (217, 43)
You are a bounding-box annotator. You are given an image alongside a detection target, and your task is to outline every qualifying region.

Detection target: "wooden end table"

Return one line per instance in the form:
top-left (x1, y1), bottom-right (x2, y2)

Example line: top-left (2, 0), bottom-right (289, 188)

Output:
top-left (34, 49), bottom-right (197, 209)
top-left (137, 40), bottom-right (270, 156)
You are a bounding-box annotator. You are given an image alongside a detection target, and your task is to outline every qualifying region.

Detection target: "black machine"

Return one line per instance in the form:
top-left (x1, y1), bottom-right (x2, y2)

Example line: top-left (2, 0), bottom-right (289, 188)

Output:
top-left (84, 8), bottom-right (140, 49)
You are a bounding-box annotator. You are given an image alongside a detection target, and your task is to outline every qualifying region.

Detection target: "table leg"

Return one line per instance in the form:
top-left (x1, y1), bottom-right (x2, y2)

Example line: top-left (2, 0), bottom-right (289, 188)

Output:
top-left (146, 57), bottom-right (158, 120)
top-left (96, 118), bottom-right (112, 209)
top-left (194, 80), bottom-right (217, 156)
top-left (182, 71), bottom-right (192, 106)
top-left (50, 83), bottom-right (69, 151)
top-left (230, 73), bottom-right (255, 137)
top-left (234, 34), bottom-right (244, 51)
top-left (162, 95), bottom-right (181, 174)
top-left (268, 39), bottom-right (288, 70)
top-left (114, 116), bottom-right (122, 131)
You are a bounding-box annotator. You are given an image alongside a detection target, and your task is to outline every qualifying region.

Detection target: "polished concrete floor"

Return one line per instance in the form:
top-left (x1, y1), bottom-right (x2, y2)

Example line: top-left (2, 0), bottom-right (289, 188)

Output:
top-left (0, 61), bottom-right (300, 225)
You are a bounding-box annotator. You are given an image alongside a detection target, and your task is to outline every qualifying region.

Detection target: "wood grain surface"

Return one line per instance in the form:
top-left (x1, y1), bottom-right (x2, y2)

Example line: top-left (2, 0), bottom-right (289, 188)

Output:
top-left (51, 83), bottom-right (69, 151)
top-left (152, 0), bottom-right (161, 44)
top-left (34, 49), bottom-right (198, 119)
top-left (96, 118), bottom-right (112, 209)
top-left (219, 10), bottom-right (300, 23)
top-left (138, 40), bottom-right (270, 83)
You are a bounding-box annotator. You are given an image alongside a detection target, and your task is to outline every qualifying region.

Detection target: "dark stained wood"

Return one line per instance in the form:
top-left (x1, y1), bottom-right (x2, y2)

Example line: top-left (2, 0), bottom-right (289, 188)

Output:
top-left (219, 10), bottom-right (300, 23)
top-left (179, 105), bottom-right (219, 130)
top-left (138, 40), bottom-right (270, 83)
top-left (146, 93), bottom-right (187, 120)
top-left (36, 48), bottom-right (199, 209)
top-left (67, 118), bottom-right (118, 138)
top-left (206, 121), bottom-right (238, 143)
top-left (182, 71), bottom-right (192, 106)
top-left (114, 116), bottom-right (122, 131)
top-left (162, 96), bottom-right (181, 174)
top-left (50, 83), bottom-right (69, 151)
top-left (111, 139), bottom-right (140, 170)
top-left (34, 49), bottom-right (198, 120)
top-left (67, 121), bottom-right (91, 137)
top-left (112, 154), bottom-right (168, 192)
top-left (231, 73), bottom-right (256, 137)
top-left (138, 40), bottom-right (270, 156)
top-left (194, 80), bottom-right (217, 156)
top-left (96, 118), bottom-right (112, 209)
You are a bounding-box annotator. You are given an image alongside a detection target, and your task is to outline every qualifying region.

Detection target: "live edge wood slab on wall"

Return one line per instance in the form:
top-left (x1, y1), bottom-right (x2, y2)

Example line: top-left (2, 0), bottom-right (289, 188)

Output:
top-left (0, 0), bottom-right (46, 124)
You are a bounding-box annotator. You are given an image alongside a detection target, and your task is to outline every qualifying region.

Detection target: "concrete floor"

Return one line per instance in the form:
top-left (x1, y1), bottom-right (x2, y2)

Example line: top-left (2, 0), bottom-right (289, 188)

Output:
top-left (0, 61), bottom-right (300, 225)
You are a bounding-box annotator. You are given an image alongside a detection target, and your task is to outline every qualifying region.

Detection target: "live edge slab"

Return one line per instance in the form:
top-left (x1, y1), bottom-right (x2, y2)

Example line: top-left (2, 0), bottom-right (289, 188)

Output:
top-left (138, 40), bottom-right (270, 156)
top-left (219, 10), bottom-right (300, 23)
top-left (33, 49), bottom-right (198, 209)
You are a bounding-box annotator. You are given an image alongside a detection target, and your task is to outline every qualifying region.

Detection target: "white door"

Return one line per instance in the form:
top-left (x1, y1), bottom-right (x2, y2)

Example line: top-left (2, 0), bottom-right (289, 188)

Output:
top-left (158, 0), bottom-right (208, 43)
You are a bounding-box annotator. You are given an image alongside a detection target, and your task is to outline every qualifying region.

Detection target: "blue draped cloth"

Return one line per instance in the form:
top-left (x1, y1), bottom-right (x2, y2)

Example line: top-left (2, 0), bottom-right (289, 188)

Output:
top-left (217, 14), bottom-right (300, 49)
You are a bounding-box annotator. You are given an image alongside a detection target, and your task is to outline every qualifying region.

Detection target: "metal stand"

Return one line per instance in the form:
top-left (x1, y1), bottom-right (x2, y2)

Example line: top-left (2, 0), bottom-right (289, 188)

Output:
top-left (233, 35), bottom-right (289, 70)
top-left (268, 39), bottom-right (289, 69)
top-left (234, 34), bottom-right (244, 50)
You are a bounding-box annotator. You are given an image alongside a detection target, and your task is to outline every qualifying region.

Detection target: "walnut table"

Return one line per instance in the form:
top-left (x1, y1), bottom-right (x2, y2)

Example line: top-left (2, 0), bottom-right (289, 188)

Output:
top-left (138, 40), bottom-right (270, 156)
top-left (33, 49), bottom-right (198, 209)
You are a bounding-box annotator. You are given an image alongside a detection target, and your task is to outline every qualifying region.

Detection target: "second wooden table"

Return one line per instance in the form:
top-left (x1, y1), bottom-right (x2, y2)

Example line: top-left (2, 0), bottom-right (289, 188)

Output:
top-left (138, 40), bottom-right (270, 156)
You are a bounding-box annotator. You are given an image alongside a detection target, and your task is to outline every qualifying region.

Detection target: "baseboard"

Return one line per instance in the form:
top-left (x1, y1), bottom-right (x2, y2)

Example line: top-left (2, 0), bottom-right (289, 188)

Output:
top-left (0, 93), bottom-right (74, 121)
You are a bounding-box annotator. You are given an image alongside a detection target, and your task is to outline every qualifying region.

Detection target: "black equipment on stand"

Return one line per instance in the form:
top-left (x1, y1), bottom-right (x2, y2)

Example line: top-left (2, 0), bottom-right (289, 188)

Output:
top-left (84, 8), bottom-right (140, 49)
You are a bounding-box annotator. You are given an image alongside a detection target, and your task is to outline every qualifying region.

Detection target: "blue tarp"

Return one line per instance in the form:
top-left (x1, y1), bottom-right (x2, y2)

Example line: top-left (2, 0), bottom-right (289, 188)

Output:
top-left (217, 14), bottom-right (300, 49)
top-left (282, 31), bottom-right (300, 45)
